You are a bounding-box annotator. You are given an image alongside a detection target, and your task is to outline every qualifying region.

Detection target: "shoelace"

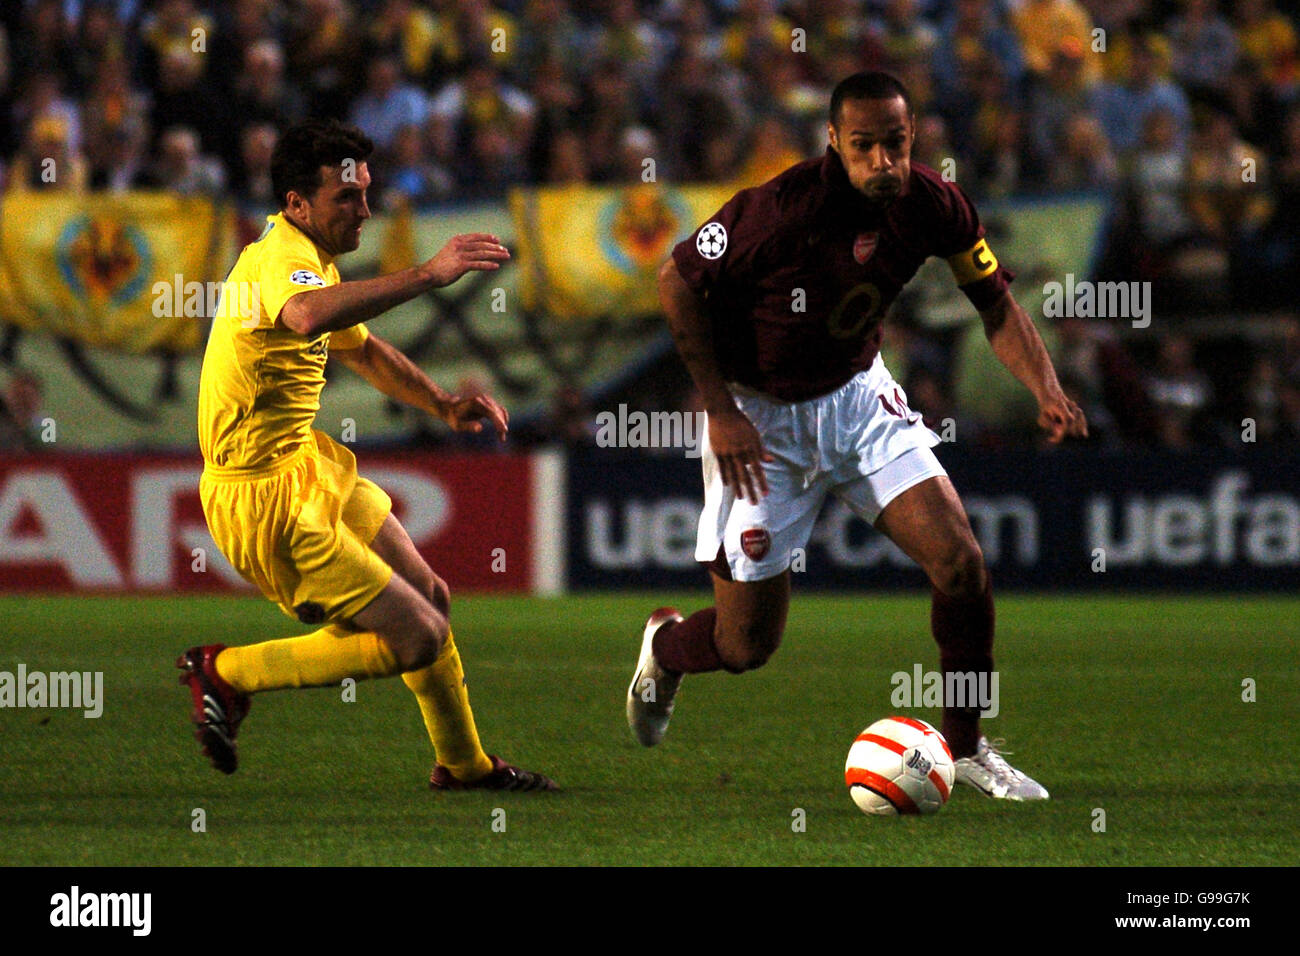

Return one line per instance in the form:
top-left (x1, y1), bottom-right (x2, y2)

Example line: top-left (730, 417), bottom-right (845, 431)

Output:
top-left (980, 739), bottom-right (1026, 780)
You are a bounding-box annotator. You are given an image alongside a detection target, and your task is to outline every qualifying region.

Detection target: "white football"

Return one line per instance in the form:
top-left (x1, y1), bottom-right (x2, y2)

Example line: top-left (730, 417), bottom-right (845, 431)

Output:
top-left (845, 716), bottom-right (955, 816)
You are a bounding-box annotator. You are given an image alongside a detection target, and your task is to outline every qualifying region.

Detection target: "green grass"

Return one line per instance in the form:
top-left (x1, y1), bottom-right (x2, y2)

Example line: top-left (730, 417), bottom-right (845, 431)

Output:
top-left (1, 593), bottom-right (1296, 866)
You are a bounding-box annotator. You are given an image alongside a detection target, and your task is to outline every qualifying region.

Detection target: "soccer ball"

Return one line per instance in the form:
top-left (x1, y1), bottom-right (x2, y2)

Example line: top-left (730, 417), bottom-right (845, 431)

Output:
top-left (845, 716), bottom-right (955, 816)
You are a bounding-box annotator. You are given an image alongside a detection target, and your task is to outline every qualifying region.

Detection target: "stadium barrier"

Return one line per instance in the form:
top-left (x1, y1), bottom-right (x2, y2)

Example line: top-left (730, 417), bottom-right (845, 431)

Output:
top-left (565, 445), bottom-right (1300, 592)
top-left (2, 446), bottom-right (1295, 595)
top-left (0, 450), bottom-right (560, 596)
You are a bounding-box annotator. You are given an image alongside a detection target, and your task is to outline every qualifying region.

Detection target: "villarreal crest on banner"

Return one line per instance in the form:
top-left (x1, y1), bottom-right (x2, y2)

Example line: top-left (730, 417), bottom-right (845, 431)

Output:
top-left (509, 183), bottom-right (733, 321)
top-left (0, 193), bottom-right (228, 353)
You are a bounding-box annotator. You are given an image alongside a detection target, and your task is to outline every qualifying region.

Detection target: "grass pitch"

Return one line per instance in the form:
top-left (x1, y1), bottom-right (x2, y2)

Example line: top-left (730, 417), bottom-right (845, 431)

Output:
top-left (1, 593), bottom-right (1296, 867)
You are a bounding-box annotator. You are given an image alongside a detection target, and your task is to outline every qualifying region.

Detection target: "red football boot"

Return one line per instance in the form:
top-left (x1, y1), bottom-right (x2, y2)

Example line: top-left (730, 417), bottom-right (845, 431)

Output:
top-left (176, 644), bottom-right (251, 775)
top-left (429, 755), bottom-right (559, 792)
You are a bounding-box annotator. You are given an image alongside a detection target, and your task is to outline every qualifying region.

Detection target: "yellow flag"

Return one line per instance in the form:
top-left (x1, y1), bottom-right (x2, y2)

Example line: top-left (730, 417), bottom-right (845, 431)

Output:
top-left (510, 183), bottom-right (734, 321)
top-left (0, 193), bottom-right (228, 352)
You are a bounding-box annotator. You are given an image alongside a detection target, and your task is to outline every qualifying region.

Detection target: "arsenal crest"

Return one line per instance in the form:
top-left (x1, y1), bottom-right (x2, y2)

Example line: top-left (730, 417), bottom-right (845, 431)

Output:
top-left (853, 232), bottom-right (878, 265)
top-left (740, 528), bottom-right (771, 561)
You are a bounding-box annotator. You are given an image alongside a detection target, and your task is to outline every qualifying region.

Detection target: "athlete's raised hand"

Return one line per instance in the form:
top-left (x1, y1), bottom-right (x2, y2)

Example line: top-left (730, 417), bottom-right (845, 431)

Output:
top-left (442, 391), bottom-right (510, 442)
top-left (709, 408), bottom-right (774, 505)
top-left (1037, 391), bottom-right (1088, 444)
top-left (422, 234), bottom-right (510, 287)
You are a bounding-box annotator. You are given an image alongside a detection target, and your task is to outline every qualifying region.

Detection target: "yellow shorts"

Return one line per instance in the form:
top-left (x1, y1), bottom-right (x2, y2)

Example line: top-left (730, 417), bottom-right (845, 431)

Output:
top-left (200, 430), bottom-right (394, 625)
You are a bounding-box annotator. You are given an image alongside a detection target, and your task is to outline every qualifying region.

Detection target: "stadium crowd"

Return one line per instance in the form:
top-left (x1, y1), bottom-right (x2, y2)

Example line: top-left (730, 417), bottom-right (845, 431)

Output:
top-left (1, 0), bottom-right (1298, 450)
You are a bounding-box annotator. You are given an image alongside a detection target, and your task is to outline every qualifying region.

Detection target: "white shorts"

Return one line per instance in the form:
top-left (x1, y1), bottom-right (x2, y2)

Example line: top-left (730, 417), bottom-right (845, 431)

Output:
top-left (696, 355), bottom-right (947, 582)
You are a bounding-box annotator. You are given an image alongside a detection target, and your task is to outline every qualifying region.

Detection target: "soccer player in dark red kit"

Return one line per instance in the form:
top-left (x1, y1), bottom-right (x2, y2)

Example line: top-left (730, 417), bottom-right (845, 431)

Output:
top-left (627, 72), bottom-right (1087, 800)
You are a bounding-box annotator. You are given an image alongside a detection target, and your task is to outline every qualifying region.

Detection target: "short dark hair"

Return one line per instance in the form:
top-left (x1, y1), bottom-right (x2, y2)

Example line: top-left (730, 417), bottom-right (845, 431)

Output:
top-left (829, 72), bottom-right (913, 127)
top-left (270, 118), bottom-right (374, 208)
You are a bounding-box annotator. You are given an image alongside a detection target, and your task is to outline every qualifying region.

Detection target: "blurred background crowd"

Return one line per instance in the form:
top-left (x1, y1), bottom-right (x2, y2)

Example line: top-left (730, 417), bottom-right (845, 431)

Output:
top-left (1, 0), bottom-right (1298, 451)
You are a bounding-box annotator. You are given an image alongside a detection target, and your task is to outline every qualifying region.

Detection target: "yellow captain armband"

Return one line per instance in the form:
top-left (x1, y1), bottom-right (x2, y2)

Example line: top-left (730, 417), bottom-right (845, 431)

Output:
top-left (946, 238), bottom-right (999, 286)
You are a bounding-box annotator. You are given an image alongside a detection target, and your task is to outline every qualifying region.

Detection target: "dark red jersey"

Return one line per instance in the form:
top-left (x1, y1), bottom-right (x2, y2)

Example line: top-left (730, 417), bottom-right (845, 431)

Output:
top-left (672, 148), bottom-right (1014, 401)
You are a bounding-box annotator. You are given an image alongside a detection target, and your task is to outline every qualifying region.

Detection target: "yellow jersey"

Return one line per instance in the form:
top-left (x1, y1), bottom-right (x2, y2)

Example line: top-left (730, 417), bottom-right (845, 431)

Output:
top-left (198, 213), bottom-right (369, 477)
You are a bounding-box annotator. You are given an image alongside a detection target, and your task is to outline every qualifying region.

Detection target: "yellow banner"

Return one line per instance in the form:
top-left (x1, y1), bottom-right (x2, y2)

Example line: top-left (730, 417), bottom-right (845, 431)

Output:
top-left (0, 193), bottom-right (228, 352)
top-left (509, 183), bottom-right (734, 321)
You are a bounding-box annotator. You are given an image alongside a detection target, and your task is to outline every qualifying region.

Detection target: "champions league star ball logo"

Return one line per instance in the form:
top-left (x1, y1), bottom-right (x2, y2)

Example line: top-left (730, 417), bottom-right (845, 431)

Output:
top-left (696, 222), bottom-right (727, 260)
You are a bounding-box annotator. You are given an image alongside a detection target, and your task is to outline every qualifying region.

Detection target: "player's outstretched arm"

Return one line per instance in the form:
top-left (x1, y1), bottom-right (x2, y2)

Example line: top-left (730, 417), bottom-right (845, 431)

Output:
top-left (659, 257), bottom-right (772, 502)
top-left (331, 331), bottom-right (508, 441)
top-left (979, 290), bottom-right (1088, 444)
top-left (280, 234), bottom-right (510, 337)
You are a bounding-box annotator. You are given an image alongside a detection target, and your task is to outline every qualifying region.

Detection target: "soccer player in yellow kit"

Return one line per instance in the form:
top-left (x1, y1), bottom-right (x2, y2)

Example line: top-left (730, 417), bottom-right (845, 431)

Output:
top-left (179, 119), bottom-right (556, 791)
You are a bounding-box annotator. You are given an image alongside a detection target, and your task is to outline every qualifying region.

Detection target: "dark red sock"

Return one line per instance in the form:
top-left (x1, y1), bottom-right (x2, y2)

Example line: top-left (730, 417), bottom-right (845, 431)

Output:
top-left (931, 577), bottom-right (995, 758)
top-left (652, 608), bottom-right (725, 674)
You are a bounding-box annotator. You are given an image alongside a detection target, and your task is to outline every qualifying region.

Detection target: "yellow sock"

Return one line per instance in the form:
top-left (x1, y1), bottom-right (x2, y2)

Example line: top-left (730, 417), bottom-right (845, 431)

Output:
top-left (215, 625), bottom-right (400, 694)
top-left (402, 628), bottom-right (493, 781)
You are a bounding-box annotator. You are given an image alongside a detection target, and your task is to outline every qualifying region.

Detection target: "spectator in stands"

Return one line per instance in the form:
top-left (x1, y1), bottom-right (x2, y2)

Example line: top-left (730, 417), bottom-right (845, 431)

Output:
top-left (1233, 0), bottom-right (1298, 96)
top-left (544, 127), bottom-right (591, 184)
top-left (1253, 106), bottom-right (1300, 307)
top-left (137, 0), bottom-right (215, 90)
top-left (1089, 32), bottom-right (1191, 156)
top-left (1128, 107), bottom-right (1194, 268)
top-left (932, 0), bottom-right (1025, 112)
top-left (82, 55), bottom-right (150, 164)
top-left (912, 112), bottom-right (957, 176)
top-left (6, 114), bottom-right (87, 192)
top-left (658, 44), bottom-right (741, 181)
top-left (977, 106), bottom-right (1025, 198)
top-left (210, 0), bottom-right (287, 95)
top-left (1011, 0), bottom-right (1100, 84)
top-left (802, 0), bottom-right (876, 67)
top-left (721, 0), bottom-right (796, 72)
top-left (526, 55), bottom-right (584, 182)
top-left (148, 47), bottom-right (232, 174)
top-left (1244, 355), bottom-right (1283, 442)
top-left (88, 117), bottom-right (151, 192)
top-left (1056, 316), bottom-right (1160, 445)
top-left (1186, 110), bottom-right (1270, 246)
top-left (515, 0), bottom-right (585, 83)
top-left (873, 0), bottom-right (939, 72)
top-left (365, 0), bottom-right (440, 84)
top-left (0, 368), bottom-right (45, 452)
top-left (745, 51), bottom-right (822, 149)
top-left (68, 1), bottom-right (126, 99)
top-left (585, 0), bottom-right (669, 96)
top-left (286, 0), bottom-right (363, 118)
top-left (1166, 0), bottom-right (1239, 95)
top-left (578, 58), bottom-right (643, 182)
top-left (384, 122), bottom-right (454, 205)
top-left (350, 56), bottom-right (429, 155)
top-left (1027, 40), bottom-right (1100, 176)
top-left (14, 71), bottom-right (82, 157)
top-left (233, 40), bottom-right (305, 135)
top-left (11, 0), bottom-right (74, 85)
top-left (429, 54), bottom-right (535, 190)
top-left (427, 0), bottom-right (518, 76)
top-left (229, 121), bottom-right (278, 207)
top-left (1223, 59), bottom-right (1286, 155)
top-left (1047, 111), bottom-right (1120, 191)
top-left (146, 126), bottom-right (225, 196)
top-left (1147, 333), bottom-right (1213, 448)
top-left (734, 115), bottom-right (806, 187)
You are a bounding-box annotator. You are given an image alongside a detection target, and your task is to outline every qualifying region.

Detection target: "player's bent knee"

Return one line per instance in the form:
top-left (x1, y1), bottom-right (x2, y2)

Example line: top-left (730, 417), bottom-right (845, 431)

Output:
top-left (389, 622), bottom-right (445, 671)
top-left (930, 542), bottom-right (987, 598)
top-left (715, 621), bottom-right (782, 673)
